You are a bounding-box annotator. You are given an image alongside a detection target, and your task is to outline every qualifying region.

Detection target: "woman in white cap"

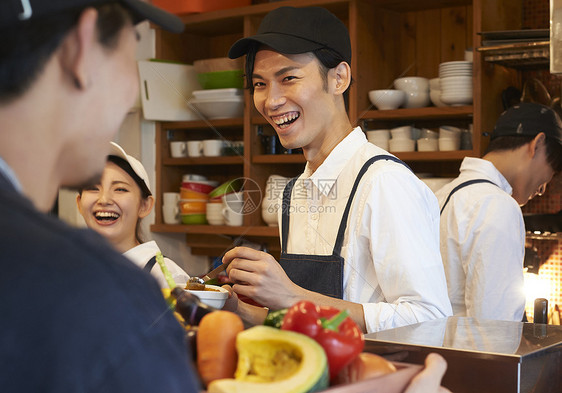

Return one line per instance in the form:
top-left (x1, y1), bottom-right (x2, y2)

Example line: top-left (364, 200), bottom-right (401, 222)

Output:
top-left (77, 142), bottom-right (189, 288)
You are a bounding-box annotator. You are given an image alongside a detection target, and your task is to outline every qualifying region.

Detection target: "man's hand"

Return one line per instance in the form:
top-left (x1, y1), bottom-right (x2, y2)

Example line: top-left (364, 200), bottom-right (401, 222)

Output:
top-left (404, 353), bottom-right (451, 393)
top-left (222, 246), bottom-right (302, 310)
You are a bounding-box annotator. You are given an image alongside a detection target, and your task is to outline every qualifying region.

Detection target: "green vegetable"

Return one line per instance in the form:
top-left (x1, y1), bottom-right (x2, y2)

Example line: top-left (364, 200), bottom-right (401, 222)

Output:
top-left (264, 308), bottom-right (288, 329)
top-left (155, 252), bottom-right (176, 289)
top-left (208, 326), bottom-right (329, 393)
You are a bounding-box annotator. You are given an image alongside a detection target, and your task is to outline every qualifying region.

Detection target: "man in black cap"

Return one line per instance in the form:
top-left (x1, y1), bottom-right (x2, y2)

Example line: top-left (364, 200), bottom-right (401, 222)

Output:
top-left (222, 6), bottom-right (452, 334)
top-left (436, 102), bottom-right (562, 322)
top-left (0, 1), bottom-right (200, 391)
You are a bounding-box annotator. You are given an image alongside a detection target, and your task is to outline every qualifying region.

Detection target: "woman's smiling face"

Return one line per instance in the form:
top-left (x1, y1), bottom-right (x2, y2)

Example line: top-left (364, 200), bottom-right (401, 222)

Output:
top-left (77, 161), bottom-right (152, 249)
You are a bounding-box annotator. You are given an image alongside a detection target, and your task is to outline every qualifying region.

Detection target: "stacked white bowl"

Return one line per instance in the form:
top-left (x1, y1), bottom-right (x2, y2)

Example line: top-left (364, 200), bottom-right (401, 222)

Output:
top-left (438, 126), bottom-right (461, 151)
top-left (429, 78), bottom-right (446, 107)
top-left (417, 128), bottom-right (439, 152)
top-left (366, 129), bottom-right (390, 150)
top-left (389, 125), bottom-right (415, 152)
top-left (438, 61), bottom-right (473, 106)
top-left (393, 77), bottom-right (430, 108)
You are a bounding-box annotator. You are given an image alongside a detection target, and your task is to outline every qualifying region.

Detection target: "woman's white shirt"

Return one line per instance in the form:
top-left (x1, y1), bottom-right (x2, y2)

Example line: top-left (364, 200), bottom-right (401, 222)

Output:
top-left (123, 241), bottom-right (190, 288)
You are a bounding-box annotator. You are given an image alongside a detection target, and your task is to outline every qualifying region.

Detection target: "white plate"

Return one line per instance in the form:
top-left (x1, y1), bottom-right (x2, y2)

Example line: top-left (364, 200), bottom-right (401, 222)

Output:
top-left (192, 88), bottom-right (243, 100)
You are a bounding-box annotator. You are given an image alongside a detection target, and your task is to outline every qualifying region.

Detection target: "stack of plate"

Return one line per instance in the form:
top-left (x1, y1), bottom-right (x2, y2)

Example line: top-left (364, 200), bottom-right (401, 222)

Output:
top-left (189, 88), bottom-right (244, 119)
top-left (438, 61), bottom-right (473, 106)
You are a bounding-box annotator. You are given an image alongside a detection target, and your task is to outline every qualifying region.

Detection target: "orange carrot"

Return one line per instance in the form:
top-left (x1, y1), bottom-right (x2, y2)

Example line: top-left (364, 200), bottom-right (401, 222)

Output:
top-left (196, 310), bottom-right (244, 386)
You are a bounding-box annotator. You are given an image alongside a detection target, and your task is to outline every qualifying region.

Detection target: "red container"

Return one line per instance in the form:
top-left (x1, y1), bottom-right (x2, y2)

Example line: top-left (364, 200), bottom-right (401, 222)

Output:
top-left (181, 181), bottom-right (215, 195)
top-left (152, 0), bottom-right (251, 16)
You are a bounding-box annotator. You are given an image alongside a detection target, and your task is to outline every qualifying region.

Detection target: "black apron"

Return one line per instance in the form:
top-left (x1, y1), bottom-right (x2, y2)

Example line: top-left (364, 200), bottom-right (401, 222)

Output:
top-left (439, 179), bottom-right (496, 215)
top-left (279, 154), bottom-right (411, 299)
top-left (144, 256), bottom-right (157, 272)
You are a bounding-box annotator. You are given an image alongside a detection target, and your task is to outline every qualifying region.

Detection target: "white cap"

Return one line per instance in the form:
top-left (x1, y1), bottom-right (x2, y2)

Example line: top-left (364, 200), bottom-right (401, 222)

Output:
top-left (108, 142), bottom-right (151, 194)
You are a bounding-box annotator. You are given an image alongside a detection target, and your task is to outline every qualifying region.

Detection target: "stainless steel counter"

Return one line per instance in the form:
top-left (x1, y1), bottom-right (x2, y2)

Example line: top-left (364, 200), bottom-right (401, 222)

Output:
top-left (364, 317), bottom-right (562, 393)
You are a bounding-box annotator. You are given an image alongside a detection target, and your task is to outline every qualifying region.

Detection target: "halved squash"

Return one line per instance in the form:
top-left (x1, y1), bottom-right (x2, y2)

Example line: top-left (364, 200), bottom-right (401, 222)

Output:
top-left (208, 325), bottom-right (329, 393)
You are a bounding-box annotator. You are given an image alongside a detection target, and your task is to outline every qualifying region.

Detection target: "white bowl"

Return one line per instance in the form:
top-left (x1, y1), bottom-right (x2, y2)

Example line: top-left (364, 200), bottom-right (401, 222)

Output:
top-left (438, 137), bottom-right (461, 151)
top-left (191, 88), bottom-right (243, 100)
top-left (368, 89), bottom-right (406, 110)
top-left (439, 125), bottom-right (462, 138)
top-left (189, 97), bottom-right (244, 119)
top-left (440, 92), bottom-right (473, 106)
top-left (390, 125), bottom-right (413, 139)
top-left (417, 137), bottom-right (439, 152)
top-left (389, 138), bottom-right (415, 152)
top-left (186, 285), bottom-right (228, 308)
top-left (420, 128), bottom-right (439, 139)
top-left (403, 91), bottom-right (430, 108)
top-left (394, 77), bottom-right (429, 92)
top-left (368, 139), bottom-right (389, 151)
top-left (429, 78), bottom-right (440, 90)
top-left (207, 216), bottom-right (225, 225)
top-left (366, 129), bottom-right (390, 140)
top-left (430, 90), bottom-right (447, 107)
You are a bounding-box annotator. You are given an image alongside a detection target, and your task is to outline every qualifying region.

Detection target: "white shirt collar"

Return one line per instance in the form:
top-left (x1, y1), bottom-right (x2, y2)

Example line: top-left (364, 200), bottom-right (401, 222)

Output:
top-left (460, 157), bottom-right (513, 195)
top-left (0, 155), bottom-right (23, 193)
top-left (302, 127), bottom-right (367, 197)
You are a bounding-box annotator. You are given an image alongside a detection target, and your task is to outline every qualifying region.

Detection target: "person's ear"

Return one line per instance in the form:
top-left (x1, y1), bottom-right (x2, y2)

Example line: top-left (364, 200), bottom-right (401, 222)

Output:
top-left (530, 132), bottom-right (547, 158)
top-left (138, 195), bottom-right (155, 219)
top-left (76, 194), bottom-right (84, 216)
top-left (58, 8), bottom-right (99, 90)
top-left (332, 61), bottom-right (351, 95)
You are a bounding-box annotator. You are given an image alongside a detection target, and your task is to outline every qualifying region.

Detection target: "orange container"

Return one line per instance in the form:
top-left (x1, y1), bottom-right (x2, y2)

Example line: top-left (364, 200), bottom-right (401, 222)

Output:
top-left (179, 199), bottom-right (207, 214)
top-left (152, 0), bottom-right (251, 15)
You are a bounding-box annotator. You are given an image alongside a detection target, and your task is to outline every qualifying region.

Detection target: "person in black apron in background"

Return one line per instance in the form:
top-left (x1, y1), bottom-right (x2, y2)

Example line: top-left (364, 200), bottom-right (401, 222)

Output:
top-left (435, 103), bottom-right (562, 322)
top-left (221, 6), bottom-right (452, 334)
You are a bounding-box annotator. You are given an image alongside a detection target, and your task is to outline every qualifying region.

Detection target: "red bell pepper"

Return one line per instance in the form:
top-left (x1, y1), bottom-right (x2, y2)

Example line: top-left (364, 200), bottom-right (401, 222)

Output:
top-left (281, 300), bottom-right (364, 380)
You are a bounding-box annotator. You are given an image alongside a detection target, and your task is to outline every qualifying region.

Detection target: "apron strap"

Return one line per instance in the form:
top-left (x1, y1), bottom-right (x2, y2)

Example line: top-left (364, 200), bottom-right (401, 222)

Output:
top-left (281, 177), bottom-right (299, 254)
top-left (333, 155), bottom-right (411, 256)
top-left (440, 179), bottom-right (497, 215)
top-left (143, 255), bottom-right (158, 272)
top-left (280, 155), bottom-right (411, 256)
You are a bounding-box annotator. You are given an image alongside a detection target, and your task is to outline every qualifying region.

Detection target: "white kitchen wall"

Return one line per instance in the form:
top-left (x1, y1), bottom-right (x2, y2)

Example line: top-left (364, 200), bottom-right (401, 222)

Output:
top-left (58, 20), bottom-right (209, 277)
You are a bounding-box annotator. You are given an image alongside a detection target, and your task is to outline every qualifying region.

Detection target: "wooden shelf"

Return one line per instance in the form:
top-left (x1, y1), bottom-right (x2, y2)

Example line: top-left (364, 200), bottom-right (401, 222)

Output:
top-left (160, 118), bottom-right (244, 130)
top-left (163, 156), bottom-right (245, 166)
top-left (151, 224), bottom-right (279, 237)
top-left (360, 106), bottom-right (473, 121)
top-left (394, 150), bottom-right (475, 162)
top-left (253, 154), bottom-right (307, 164)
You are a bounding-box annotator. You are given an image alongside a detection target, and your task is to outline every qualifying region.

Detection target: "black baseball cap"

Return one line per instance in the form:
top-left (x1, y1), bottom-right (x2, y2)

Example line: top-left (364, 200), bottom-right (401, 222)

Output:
top-left (228, 6), bottom-right (351, 64)
top-left (492, 102), bottom-right (562, 146)
top-left (0, 0), bottom-right (184, 33)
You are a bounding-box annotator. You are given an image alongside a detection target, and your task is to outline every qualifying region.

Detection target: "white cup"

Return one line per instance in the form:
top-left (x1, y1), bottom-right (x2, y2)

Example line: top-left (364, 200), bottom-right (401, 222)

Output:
top-left (222, 192), bottom-right (244, 213)
top-left (438, 137), bottom-right (461, 151)
top-left (170, 141), bottom-right (187, 158)
top-left (202, 139), bottom-right (224, 157)
top-left (162, 204), bottom-right (180, 224)
top-left (206, 202), bottom-right (224, 225)
top-left (162, 192), bottom-right (180, 206)
top-left (222, 205), bottom-right (244, 226)
top-left (187, 141), bottom-right (203, 157)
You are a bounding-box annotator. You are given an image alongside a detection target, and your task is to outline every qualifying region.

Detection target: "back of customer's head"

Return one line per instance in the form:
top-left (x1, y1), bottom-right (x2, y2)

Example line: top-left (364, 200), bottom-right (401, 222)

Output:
top-left (486, 102), bottom-right (562, 173)
top-left (0, 3), bottom-right (131, 103)
top-left (228, 6), bottom-right (353, 102)
top-left (0, 0), bottom-right (183, 103)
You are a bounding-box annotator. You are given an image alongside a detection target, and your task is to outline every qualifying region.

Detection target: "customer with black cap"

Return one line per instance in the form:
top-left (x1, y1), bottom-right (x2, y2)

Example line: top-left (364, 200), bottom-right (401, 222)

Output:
top-left (436, 102), bottom-right (562, 322)
top-left (221, 6), bottom-right (452, 334)
top-left (0, 1), bottom-right (200, 392)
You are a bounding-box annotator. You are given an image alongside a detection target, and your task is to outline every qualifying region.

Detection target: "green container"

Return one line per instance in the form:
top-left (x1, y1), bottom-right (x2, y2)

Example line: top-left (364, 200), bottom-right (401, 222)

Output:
top-left (197, 70), bottom-right (244, 89)
top-left (181, 213), bottom-right (207, 225)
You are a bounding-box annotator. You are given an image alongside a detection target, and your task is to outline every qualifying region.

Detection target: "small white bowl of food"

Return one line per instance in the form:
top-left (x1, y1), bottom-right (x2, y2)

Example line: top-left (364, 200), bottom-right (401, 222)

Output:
top-left (186, 284), bottom-right (228, 309)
